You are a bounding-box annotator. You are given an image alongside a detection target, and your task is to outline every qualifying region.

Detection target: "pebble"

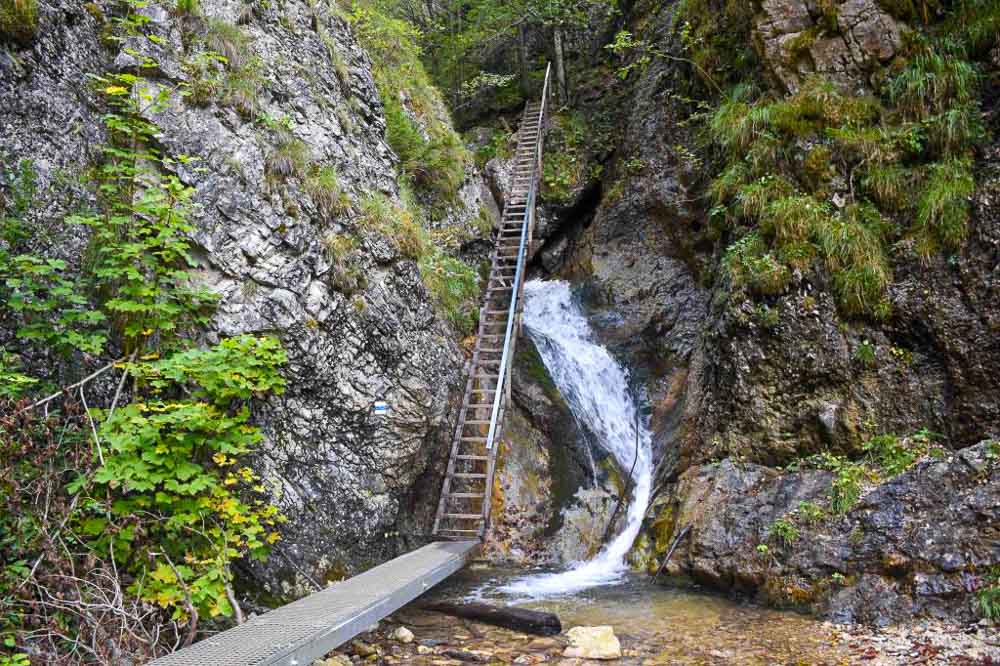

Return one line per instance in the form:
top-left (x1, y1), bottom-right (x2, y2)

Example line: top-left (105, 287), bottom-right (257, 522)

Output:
top-left (390, 626), bottom-right (414, 643)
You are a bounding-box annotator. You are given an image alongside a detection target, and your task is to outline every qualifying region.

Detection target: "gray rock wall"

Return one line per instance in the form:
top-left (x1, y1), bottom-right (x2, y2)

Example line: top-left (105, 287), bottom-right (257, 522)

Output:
top-left (0, 0), bottom-right (492, 598)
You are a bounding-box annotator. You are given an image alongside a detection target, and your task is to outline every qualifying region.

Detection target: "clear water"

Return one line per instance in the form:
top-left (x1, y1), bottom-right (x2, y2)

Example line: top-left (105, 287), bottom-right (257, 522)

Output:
top-left (431, 568), bottom-right (851, 665)
top-left (492, 280), bottom-right (653, 599)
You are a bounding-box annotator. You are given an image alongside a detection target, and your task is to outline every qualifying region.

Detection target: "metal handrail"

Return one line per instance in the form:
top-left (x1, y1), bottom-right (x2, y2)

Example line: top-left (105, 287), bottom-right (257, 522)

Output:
top-left (484, 63), bottom-right (551, 453)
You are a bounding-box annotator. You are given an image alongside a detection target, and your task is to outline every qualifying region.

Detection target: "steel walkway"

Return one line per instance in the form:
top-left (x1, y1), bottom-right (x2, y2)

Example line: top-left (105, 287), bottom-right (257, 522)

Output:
top-left (433, 64), bottom-right (552, 539)
top-left (148, 541), bottom-right (477, 666)
top-left (148, 67), bottom-right (551, 666)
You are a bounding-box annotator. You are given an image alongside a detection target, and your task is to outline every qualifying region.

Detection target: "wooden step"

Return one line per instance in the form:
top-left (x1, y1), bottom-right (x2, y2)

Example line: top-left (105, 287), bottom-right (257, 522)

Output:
top-left (437, 528), bottom-right (481, 534)
top-left (443, 513), bottom-right (483, 520)
top-left (452, 473), bottom-right (487, 479)
top-left (447, 493), bottom-right (486, 499)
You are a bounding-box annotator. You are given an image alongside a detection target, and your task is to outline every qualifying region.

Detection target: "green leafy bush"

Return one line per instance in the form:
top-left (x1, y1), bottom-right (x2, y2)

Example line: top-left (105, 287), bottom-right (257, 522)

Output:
top-left (724, 232), bottom-right (791, 296)
top-left (84, 336), bottom-right (286, 619)
top-left (0, 4), bottom-right (289, 655)
top-left (862, 428), bottom-right (941, 476)
top-left (978, 569), bottom-right (1000, 621)
top-left (797, 500), bottom-right (826, 525)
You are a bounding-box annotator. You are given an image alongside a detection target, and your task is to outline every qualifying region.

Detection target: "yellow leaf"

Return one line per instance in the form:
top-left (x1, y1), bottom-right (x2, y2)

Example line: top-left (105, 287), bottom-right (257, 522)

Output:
top-left (105, 85), bottom-right (128, 95)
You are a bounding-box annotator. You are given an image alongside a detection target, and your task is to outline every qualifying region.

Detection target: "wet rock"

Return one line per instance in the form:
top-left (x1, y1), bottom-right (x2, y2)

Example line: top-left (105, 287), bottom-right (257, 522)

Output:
top-left (562, 626), bottom-right (622, 660)
top-left (313, 656), bottom-right (351, 666)
top-left (351, 640), bottom-right (376, 658)
top-left (391, 626), bottom-right (414, 643)
top-left (657, 441), bottom-right (1000, 624)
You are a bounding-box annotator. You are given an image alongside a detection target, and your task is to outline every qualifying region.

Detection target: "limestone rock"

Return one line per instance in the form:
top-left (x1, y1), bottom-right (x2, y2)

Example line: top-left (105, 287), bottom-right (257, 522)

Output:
top-left (562, 626), bottom-right (621, 660)
top-left (755, 0), bottom-right (903, 93)
top-left (390, 626), bottom-right (414, 643)
top-left (657, 441), bottom-right (1000, 624)
top-left (0, 0), bottom-right (493, 595)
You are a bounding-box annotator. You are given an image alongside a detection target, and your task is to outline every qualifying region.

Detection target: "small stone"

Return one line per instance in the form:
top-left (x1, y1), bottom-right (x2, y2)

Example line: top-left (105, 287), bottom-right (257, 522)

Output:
top-left (351, 640), bottom-right (376, 657)
top-left (417, 645), bottom-right (434, 655)
top-left (562, 626), bottom-right (622, 660)
top-left (526, 637), bottom-right (562, 651)
top-left (391, 626), bottom-right (414, 643)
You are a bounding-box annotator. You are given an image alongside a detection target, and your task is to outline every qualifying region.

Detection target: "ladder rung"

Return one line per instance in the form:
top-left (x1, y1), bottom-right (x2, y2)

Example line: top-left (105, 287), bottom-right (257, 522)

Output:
top-left (460, 436), bottom-right (488, 442)
top-left (456, 455), bottom-right (489, 461)
top-left (463, 420), bottom-right (493, 425)
top-left (448, 493), bottom-right (486, 498)
top-left (452, 473), bottom-right (487, 479)
top-left (437, 529), bottom-right (481, 534)
top-left (443, 513), bottom-right (483, 519)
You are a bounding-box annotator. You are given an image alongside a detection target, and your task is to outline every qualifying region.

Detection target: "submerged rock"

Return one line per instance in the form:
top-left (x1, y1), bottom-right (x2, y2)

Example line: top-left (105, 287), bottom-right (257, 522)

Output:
top-left (562, 626), bottom-right (622, 660)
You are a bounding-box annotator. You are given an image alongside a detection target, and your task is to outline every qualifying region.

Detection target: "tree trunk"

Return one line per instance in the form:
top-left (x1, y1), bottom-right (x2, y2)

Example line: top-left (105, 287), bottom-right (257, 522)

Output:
top-left (422, 601), bottom-right (562, 636)
top-left (553, 25), bottom-right (567, 103)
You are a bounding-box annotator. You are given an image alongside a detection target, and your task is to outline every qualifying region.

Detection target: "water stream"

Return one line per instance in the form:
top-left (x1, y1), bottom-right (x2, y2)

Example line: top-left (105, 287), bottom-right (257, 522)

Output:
top-left (494, 279), bottom-right (653, 599)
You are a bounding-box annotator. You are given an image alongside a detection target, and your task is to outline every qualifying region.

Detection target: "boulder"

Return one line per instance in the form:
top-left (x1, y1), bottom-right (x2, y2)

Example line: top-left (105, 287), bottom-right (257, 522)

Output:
top-left (654, 441), bottom-right (1000, 624)
top-left (562, 626), bottom-right (622, 660)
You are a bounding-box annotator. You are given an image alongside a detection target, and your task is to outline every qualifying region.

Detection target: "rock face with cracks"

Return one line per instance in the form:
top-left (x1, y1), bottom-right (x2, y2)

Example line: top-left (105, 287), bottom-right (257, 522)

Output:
top-left (656, 441), bottom-right (1000, 624)
top-left (0, 0), bottom-right (492, 599)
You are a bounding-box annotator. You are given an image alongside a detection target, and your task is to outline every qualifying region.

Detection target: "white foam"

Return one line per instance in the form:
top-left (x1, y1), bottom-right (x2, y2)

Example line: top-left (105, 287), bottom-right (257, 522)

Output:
top-left (496, 280), bottom-right (652, 599)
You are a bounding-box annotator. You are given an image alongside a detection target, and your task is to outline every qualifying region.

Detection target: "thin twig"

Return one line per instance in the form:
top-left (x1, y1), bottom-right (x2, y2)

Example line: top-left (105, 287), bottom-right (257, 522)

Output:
top-left (107, 350), bottom-right (138, 421)
top-left (79, 384), bottom-right (105, 466)
top-left (15, 356), bottom-right (127, 415)
top-left (225, 580), bottom-right (245, 625)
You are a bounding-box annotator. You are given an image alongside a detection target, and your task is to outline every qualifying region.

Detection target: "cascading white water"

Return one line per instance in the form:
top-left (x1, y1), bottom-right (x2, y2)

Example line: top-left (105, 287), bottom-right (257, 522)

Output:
top-left (497, 279), bottom-right (652, 599)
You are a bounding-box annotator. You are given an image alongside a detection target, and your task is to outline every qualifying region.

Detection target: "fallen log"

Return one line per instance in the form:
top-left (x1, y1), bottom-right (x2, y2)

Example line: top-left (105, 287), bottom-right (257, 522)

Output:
top-left (421, 601), bottom-right (562, 636)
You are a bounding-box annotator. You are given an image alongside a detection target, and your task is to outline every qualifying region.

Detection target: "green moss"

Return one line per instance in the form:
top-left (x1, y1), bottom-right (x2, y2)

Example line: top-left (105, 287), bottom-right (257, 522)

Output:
top-left (0, 0), bottom-right (38, 45)
top-left (651, 506), bottom-right (677, 555)
top-left (673, 0), bottom-right (759, 90)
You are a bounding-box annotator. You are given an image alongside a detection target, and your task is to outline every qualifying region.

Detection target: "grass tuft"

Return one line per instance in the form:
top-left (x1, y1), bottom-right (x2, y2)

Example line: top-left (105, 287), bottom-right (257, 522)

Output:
top-left (305, 166), bottom-right (351, 219)
top-left (915, 158), bottom-right (974, 256)
top-left (266, 132), bottom-right (311, 181)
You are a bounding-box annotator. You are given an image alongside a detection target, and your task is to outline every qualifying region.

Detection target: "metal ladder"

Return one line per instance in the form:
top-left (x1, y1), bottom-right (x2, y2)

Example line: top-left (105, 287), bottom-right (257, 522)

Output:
top-left (432, 65), bottom-right (552, 540)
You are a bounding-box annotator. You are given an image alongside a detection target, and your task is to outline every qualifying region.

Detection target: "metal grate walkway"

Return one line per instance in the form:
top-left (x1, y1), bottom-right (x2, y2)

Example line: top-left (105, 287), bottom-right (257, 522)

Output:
top-left (148, 540), bottom-right (477, 666)
top-left (432, 64), bottom-right (552, 540)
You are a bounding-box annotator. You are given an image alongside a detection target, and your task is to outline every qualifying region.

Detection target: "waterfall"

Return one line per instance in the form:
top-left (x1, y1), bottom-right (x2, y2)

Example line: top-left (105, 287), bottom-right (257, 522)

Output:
top-left (498, 279), bottom-right (653, 598)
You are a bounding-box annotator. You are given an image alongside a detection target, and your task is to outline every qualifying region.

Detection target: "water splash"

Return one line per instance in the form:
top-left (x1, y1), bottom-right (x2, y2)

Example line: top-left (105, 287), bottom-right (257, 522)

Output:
top-left (496, 279), bottom-right (652, 599)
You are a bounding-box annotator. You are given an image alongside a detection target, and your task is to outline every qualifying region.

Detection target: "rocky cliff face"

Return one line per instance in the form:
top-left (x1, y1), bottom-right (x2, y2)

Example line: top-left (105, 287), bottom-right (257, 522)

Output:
top-left (479, 0), bottom-right (999, 624)
top-left (0, 0), bottom-right (491, 599)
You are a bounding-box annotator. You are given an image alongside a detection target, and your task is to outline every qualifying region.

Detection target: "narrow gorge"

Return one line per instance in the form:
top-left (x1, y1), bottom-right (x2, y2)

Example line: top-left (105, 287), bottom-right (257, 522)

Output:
top-left (1, 0), bottom-right (998, 663)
